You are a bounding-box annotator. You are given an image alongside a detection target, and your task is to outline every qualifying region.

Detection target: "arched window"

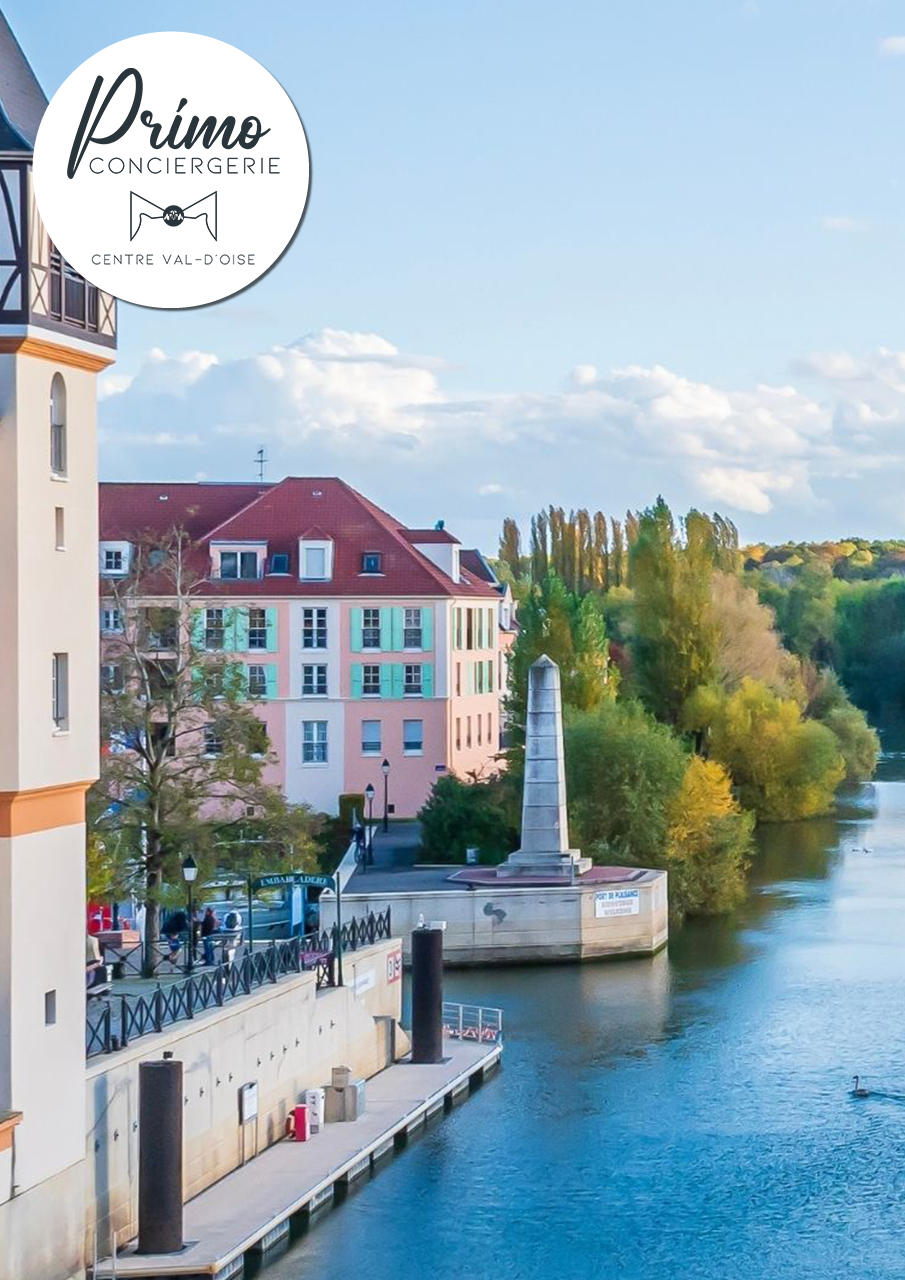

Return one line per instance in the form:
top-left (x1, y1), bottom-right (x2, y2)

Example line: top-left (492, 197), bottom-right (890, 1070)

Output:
top-left (50, 373), bottom-right (66, 476)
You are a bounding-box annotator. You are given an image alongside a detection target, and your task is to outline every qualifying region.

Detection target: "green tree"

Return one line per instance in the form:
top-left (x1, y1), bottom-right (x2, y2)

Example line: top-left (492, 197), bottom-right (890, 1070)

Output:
top-left (93, 532), bottom-right (322, 973)
top-left (417, 773), bottom-right (518, 863)
top-left (499, 516), bottom-right (524, 582)
top-left (630, 499), bottom-right (719, 723)
top-left (685, 678), bottom-right (846, 820)
top-left (821, 705), bottom-right (880, 783)
top-left (665, 755), bottom-right (753, 916)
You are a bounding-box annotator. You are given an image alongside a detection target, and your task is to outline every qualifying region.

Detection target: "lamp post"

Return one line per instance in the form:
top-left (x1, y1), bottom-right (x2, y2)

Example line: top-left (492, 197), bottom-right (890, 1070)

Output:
top-left (182, 854), bottom-right (198, 975)
top-left (381, 758), bottom-right (390, 833)
top-left (365, 783), bottom-right (375, 865)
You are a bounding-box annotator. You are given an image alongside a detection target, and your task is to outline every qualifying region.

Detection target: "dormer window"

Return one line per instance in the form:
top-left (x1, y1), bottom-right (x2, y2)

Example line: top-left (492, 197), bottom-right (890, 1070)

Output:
top-left (269, 553), bottom-right (290, 575)
top-left (219, 551), bottom-right (259, 580)
top-left (361, 551), bottom-right (383, 574)
top-left (299, 538), bottom-right (333, 581)
top-left (99, 541), bottom-right (130, 577)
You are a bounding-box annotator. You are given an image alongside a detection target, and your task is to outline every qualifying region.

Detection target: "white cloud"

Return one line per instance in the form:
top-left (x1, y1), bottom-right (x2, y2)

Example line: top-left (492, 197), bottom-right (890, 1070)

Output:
top-left (99, 329), bottom-right (905, 547)
top-left (880, 35), bottom-right (905, 55)
top-left (822, 215), bottom-right (870, 233)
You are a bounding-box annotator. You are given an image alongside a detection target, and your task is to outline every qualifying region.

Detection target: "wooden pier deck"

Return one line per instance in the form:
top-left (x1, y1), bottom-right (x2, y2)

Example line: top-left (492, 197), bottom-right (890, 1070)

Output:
top-left (95, 1038), bottom-right (501, 1279)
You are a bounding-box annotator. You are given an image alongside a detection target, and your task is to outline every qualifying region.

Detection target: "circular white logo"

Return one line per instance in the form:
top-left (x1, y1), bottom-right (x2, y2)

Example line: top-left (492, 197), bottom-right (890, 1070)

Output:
top-left (33, 31), bottom-right (310, 309)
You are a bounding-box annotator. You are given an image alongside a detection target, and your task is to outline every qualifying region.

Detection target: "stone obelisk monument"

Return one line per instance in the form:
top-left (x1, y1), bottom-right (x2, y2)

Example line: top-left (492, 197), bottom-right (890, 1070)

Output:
top-left (498, 654), bottom-right (591, 880)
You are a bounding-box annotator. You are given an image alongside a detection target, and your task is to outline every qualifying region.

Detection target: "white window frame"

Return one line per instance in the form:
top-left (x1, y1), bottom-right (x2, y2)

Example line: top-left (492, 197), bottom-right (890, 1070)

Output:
top-left (302, 663), bottom-right (328, 697)
top-left (362, 664), bottom-right (381, 697)
top-left (403, 607), bottom-right (423, 650)
top-left (203, 724), bottom-right (223, 756)
top-left (99, 541), bottom-right (130, 577)
top-left (302, 607), bottom-right (328, 650)
top-left (298, 539), bottom-right (333, 581)
top-left (101, 607), bottom-right (123, 634)
top-left (52, 653), bottom-right (69, 731)
top-left (302, 720), bottom-right (328, 764)
top-left (205, 607), bottom-right (225, 650)
top-left (247, 664), bottom-right (267, 698)
top-left (248, 607), bottom-right (267, 650)
top-left (362, 608), bottom-right (381, 650)
top-left (361, 719), bottom-right (382, 755)
top-left (404, 663), bottom-right (423, 696)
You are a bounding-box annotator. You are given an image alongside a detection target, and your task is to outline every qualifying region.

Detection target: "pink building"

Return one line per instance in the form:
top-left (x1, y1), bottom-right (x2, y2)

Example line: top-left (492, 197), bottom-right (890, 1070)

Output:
top-left (98, 478), bottom-right (515, 817)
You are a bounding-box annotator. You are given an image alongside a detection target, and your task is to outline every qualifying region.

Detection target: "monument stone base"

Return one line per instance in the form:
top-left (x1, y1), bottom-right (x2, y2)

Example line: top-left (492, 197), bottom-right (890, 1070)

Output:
top-left (495, 849), bottom-right (593, 880)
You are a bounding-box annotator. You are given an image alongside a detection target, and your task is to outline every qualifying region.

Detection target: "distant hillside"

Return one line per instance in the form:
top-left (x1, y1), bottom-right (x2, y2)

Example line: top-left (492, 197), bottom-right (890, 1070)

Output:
top-left (744, 539), bottom-right (905, 581)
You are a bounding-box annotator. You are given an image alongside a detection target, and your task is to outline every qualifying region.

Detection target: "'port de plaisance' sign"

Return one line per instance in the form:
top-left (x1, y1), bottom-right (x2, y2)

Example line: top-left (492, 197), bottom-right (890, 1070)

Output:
top-left (33, 31), bottom-right (310, 309)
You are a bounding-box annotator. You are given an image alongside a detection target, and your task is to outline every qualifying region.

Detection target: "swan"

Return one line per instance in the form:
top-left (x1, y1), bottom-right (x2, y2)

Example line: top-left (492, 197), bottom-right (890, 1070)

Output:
top-left (851, 1075), bottom-right (870, 1098)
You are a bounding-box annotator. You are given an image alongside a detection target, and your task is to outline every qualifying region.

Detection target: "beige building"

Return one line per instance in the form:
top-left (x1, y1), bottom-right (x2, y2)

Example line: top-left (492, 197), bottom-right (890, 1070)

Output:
top-left (0, 16), bottom-right (117, 1280)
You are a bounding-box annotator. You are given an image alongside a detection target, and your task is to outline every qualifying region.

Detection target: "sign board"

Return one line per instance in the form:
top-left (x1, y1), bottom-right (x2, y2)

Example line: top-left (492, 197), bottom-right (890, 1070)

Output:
top-left (239, 1081), bottom-right (258, 1124)
top-left (595, 888), bottom-right (640, 918)
top-left (252, 872), bottom-right (335, 892)
top-left (352, 968), bottom-right (376, 996)
top-left (387, 949), bottom-right (402, 983)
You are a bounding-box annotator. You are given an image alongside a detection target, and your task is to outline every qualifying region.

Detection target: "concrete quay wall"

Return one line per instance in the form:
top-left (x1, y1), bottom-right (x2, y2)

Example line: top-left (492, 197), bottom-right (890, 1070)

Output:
top-left (325, 872), bottom-right (668, 966)
top-left (84, 937), bottom-right (405, 1258)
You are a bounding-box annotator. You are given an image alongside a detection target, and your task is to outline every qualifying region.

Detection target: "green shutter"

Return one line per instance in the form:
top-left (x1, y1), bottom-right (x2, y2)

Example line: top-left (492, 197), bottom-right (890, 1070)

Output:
top-left (422, 663), bottom-right (434, 698)
top-left (265, 663), bottom-right (278, 700)
top-left (350, 663), bottom-right (363, 699)
top-left (223, 607), bottom-right (237, 652)
top-left (391, 664), bottom-right (404, 699)
top-left (391, 607), bottom-right (404, 650)
top-left (350, 608), bottom-right (363, 653)
top-left (487, 608), bottom-right (495, 650)
top-left (265, 608), bottom-right (278, 652)
top-left (422, 607), bottom-right (433, 651)
top-left (225, 662), bottom-right (246, 700)
top-left (234, 607), bottom-right (249, 652)
top-left (487, 659), bottom-right (494, 693)
top-left (191, 609), bottom-right (206, 650)
top-left (380, 664), bottom-right (394, 698)
top-left (380, 609), bottom-right (392, 651)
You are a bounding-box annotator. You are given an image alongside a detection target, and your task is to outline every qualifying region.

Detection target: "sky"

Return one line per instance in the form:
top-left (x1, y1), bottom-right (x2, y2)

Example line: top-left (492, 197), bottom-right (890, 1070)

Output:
top-left (15, 0), bottom-right (905, 552)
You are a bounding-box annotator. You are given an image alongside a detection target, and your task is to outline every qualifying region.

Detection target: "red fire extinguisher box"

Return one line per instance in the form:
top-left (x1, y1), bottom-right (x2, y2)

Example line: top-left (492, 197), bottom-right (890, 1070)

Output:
top-left (287, 1104), bottom-right (309, 1142)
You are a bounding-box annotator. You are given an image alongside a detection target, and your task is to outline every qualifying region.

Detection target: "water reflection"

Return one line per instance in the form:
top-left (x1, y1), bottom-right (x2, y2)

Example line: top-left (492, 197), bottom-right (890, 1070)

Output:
top-left (260, 761), bottom-right (905, 1280)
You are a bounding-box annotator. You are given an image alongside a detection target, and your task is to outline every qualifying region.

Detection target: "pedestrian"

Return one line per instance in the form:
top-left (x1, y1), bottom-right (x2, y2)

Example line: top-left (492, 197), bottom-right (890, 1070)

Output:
top-left (201, 906), bottom-right (219, 965)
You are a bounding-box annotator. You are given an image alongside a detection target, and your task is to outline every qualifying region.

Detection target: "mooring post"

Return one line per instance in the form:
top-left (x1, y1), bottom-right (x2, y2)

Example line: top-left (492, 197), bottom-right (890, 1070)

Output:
top-left (137, 1057), bottom-right (184, 1254)
top-left (411, 924), bottom-right (444, 1063)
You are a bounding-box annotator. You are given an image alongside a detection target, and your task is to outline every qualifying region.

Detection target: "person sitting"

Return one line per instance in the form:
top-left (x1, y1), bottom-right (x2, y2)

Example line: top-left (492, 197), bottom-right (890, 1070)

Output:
top-left (201, 906), bottom-right (219, 965)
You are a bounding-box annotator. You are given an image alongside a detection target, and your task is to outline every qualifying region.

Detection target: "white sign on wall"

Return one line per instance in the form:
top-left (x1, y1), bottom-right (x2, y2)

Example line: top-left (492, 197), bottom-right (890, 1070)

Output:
top-left (595, 888), bottom-right (640, 918)
top-left (238, 1081), bottom-right (258, 1123)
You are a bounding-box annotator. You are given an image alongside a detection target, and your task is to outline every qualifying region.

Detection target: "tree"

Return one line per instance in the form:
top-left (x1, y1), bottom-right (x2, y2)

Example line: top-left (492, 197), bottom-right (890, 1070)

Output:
top-left (499, 517), bottom-right (524, 582)
top-left (665, 756), bottom-right (753, 916)
top-left (93, 532), bottom-right (322, 973)
top-left (821, 705), bottom-right (879, 784)
top-left (630, 499), bottom-right (719, 723)
top-left (684, 678), bottom-right (845, 820)
top-left (711, 571), bottom-right (797, 694)
top-left (417, 773), bottom-right (519, 864)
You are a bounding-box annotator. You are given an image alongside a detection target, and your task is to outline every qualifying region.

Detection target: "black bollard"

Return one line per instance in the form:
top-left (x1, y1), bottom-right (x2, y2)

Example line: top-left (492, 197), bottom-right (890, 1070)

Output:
top-left (411, 925), bottom-right (444, 1063)
top-left (137, 1058), bottom-right (184, 1254)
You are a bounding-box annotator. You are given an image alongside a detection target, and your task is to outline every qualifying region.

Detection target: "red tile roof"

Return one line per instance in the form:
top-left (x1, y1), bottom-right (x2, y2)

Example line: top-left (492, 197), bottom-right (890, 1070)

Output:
top-left (99, 478), bottom-right (498, 600)
top-left (402, 528), bottom-right (460, 545)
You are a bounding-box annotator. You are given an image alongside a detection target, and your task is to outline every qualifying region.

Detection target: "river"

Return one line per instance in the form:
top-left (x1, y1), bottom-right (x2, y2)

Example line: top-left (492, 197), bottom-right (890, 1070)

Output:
top-left (258, 750), bottom-right (905, 1280)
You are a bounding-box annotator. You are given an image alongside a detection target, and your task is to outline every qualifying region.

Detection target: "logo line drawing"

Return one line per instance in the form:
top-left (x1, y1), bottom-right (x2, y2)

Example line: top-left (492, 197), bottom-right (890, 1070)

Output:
top-left (130, 190), bottom-right (218, 241)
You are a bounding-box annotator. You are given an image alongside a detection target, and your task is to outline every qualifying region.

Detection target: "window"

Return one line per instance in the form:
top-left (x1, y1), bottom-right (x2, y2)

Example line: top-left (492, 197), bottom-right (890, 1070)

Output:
top-left (147, 659), bottom-right (176, 699)
top-left (303, 546), bottom-right (326, 579)
top-left (218, 550), bottom-right (259, 580)
top-left (302, 720), bottom-right (328, 763)
top-left (404, 664), bottom-right (423, 696)
top-left (302, 608), bottom-right (327, 649)
top-left (403, 719), bottom-right (423, 755)
top-left (52, 653), bottom-right (68, 730)
top-left (55, 507), bottom-right (65, 550)
top-left (101, 663), bottom-right (123, 693)
top-left (248, 608), bottom-right (267, 649)
top-left (363, 664), bottom-right (381, 696)
top-left (477, 716), bottom-right (483, 746)
top-left (203, 724), bottom-right (223, 756)
top-left (466, 716), bottom-right (472, 749)
top-left (247, 720), bottom-right (268, 757)
top-left (455, 608), bottom-right (463, 650)
top-left (487, 712), bottom-right (492, 744)
top-left (475, 661), bottom-right (484, 694)
top-left (456, 662), bottom-right (461, 696)
top-left (50, 373), bottom-right (66, 477)
top-left (247, 664), bottom-right (268, 697)
top-left (477, 609), bottom-right (484, 650)
top-left (149, 721), bottom-right (176, 759)
top-left (104, 548), bottom-right (123, 574)
top-left (455, 717), bottom-right (461, 751)
top-left (362, 608), bottom-right (381, 649)
top-left (143, 607), bottom-right (177, 649)
top-left (362, 719), bottom-right (381, 754)
top-left (101, 607), bottom-right (123, 634)
top-left (404, 607), bottom-right (423, 649)
top-left (269, 552), bottom-right (289, 574)
top-left (466, 609), bottom-right (474, 650)
top-left (44, 990), bottom-right (56, 1027)
top-left (205, 608), bottom-right (225, 650)
top-left (361, 551), bottom-right (382, 574)
top-left (302, 664), bottom-right (328, 696)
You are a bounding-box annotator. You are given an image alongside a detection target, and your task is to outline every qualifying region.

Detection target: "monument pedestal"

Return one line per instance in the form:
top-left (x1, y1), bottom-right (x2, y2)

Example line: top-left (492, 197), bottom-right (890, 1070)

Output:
top-left (496, 850), bottom-right (592, 880)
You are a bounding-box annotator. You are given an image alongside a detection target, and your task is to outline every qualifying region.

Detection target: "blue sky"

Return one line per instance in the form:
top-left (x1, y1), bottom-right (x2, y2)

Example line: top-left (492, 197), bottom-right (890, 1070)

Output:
top-left (16, 1), bottom-right (905, 550)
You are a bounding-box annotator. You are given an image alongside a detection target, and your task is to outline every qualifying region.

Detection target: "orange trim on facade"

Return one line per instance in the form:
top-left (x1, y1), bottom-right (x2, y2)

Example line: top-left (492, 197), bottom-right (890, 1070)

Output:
top-left (0, 335), bottom-right (113, 372)
top-left (0, 1112), bottom-right (22, 1154)
top-left (0, 780), bottom-right (92, 837)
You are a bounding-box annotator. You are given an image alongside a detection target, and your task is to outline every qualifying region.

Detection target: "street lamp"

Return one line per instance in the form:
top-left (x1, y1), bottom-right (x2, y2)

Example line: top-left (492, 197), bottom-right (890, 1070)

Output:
top-left (182, 854), bottom-right (198, 975)
top-left (381, 758), bottom-right (390, 834)
top-left (365, 783), bottom-right (375, 865)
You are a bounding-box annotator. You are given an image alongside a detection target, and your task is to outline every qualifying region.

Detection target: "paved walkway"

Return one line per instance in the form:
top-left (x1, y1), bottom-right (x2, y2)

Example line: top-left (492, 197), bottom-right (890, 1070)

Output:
top-left (96, 1037), bottom-right (501, 1279)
